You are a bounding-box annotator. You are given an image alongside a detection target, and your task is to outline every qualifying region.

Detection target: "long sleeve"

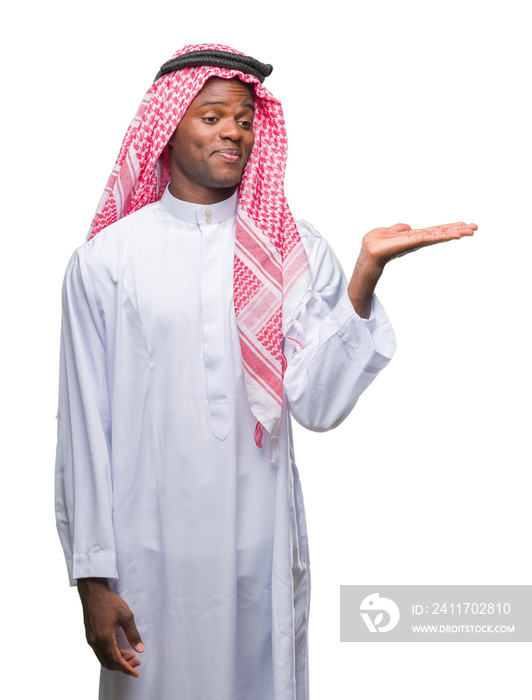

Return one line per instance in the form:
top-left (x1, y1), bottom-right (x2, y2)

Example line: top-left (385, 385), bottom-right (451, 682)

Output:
top-left (55, 251), bottom-right (117, 586)
top-left (283, 221), bottom-right (396, 431)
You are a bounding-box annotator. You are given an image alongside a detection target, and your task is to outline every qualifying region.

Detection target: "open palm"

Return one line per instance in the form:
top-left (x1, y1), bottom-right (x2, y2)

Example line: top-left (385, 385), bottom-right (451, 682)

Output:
top-left (348, 220), bottom-right (477, 318)
top-left (363, 221), bottom-right (477, 268)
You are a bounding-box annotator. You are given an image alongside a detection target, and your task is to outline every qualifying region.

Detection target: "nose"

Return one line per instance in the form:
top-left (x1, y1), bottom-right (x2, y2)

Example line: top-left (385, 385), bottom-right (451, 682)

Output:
top-left (218, 117), bottom-right (241, 141)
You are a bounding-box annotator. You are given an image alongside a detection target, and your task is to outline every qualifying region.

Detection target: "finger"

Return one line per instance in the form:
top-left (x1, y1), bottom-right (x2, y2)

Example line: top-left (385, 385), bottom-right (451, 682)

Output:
top-left (113, 645), bottom-right (140, 677)
top-left (388, 223), bottom-right (412, 233)
top-left (98, 634), bottom-right (141, 677)
top-left (450, 221), bottom-right (478, 230)
top-left (412, 223), bottom-right (474, 241)
top-left (451, 221), bottom-right (477, 234)
top-left (422, 222), bottom-right (476, 236)
top-left (119, 649), bottom-right (142, 669)
top-left (459, 222), bottom-right (477, 236)
top-left (119, 607), bottom-right (145, 654)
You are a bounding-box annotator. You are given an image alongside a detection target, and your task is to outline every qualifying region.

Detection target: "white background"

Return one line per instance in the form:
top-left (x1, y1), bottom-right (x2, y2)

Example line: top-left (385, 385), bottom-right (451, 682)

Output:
top-left (1, 0), bottom-right (530, 697)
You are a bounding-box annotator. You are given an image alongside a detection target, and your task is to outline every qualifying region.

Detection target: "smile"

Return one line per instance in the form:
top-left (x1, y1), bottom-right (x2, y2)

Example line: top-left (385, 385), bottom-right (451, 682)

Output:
top-left (214, 150), bottom-right (241, 163)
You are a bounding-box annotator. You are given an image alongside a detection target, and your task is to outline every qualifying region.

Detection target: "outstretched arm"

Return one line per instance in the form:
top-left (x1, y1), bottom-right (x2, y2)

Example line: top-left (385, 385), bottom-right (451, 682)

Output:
top-left (348, 222), bottom-right (478, 318)
top-left (284, 224), bottom-right (396, 431)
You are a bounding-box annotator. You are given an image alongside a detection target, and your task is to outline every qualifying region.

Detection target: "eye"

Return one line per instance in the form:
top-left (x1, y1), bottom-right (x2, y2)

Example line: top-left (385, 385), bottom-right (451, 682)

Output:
top-left (202, 117), bottom-right (219, 123)
top-left (239, 120), bottom-right (253, 129)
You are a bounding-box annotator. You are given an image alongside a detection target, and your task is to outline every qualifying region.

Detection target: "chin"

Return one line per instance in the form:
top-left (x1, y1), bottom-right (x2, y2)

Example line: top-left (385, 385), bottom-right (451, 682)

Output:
top-left (211, 178), bottom-right (242, 190)
top-left (209, 169), bottom-right (246, 189)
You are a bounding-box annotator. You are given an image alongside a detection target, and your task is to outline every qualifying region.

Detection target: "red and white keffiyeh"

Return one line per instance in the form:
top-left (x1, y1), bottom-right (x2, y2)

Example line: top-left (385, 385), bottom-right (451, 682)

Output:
top-left (88, 43), bottom-right (310, 438)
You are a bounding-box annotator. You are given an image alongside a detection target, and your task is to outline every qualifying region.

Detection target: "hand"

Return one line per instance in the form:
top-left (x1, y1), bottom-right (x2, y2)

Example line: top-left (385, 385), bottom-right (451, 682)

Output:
top-left (77, 578), bottom-right (144, 677)
top-left (348, 221), bottom-right (477, 318)
top-left (362, 221), bottom-right (477, 270)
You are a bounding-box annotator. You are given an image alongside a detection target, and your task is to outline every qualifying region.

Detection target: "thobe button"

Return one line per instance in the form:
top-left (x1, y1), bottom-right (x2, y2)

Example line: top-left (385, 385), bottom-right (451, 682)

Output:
top-left (204, 208), bottom-right (212, 224)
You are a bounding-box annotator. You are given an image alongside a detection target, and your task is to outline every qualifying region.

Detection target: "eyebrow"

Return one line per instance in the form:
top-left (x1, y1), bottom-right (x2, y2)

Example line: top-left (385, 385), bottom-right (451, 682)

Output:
top-left (195, 100), bottom-right (255, 111)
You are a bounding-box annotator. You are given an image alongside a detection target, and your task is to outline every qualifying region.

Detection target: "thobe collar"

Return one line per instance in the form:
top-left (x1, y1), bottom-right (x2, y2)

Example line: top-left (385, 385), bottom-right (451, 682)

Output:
top-left (160, 185), bottom-right (238, 226)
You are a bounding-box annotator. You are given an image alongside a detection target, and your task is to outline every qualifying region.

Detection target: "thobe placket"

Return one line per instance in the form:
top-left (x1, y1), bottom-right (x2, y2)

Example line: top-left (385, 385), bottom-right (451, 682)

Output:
top-left (197, 204), bottom-right (231, 440)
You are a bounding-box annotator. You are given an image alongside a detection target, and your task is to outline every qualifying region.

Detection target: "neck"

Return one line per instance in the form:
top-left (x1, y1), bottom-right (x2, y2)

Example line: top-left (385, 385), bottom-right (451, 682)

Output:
top-left (168, 179), bottom-right (238, 205)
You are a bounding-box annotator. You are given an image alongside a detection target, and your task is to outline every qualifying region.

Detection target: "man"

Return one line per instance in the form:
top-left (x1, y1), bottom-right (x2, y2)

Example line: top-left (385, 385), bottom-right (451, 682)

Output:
top-left (55, 44), bottom-right (476, 700)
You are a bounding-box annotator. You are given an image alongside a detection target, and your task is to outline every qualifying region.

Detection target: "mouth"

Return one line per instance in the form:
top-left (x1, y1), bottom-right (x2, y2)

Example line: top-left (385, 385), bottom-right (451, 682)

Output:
top-left (213, 149), bottom-right (241, 163)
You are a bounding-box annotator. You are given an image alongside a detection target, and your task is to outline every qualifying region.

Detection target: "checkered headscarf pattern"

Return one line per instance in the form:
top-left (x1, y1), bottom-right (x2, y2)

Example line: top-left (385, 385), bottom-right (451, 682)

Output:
top-left (88, 44), bottom-right (311, 437)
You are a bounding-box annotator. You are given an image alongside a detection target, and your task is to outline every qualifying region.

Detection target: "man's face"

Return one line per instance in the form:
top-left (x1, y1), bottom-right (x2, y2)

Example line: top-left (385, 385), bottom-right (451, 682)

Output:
top-left (167, 77), bottom-right (255, 204)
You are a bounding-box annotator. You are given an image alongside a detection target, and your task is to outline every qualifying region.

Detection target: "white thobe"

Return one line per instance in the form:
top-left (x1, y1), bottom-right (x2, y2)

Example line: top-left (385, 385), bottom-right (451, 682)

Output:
top-left (55, 187), bottom-right (396, 700)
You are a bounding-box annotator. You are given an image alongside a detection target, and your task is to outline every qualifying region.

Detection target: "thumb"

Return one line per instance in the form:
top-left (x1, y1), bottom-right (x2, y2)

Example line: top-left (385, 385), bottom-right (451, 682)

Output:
top-left (389, 223), bottom-right (411, 233)
top-left (119, 606), bottom-right (145, 653)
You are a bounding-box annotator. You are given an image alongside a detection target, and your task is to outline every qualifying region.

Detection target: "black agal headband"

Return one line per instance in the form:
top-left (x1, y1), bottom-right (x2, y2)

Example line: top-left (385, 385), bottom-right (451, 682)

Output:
top-left (154, 50), bottom-right (273, 83)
